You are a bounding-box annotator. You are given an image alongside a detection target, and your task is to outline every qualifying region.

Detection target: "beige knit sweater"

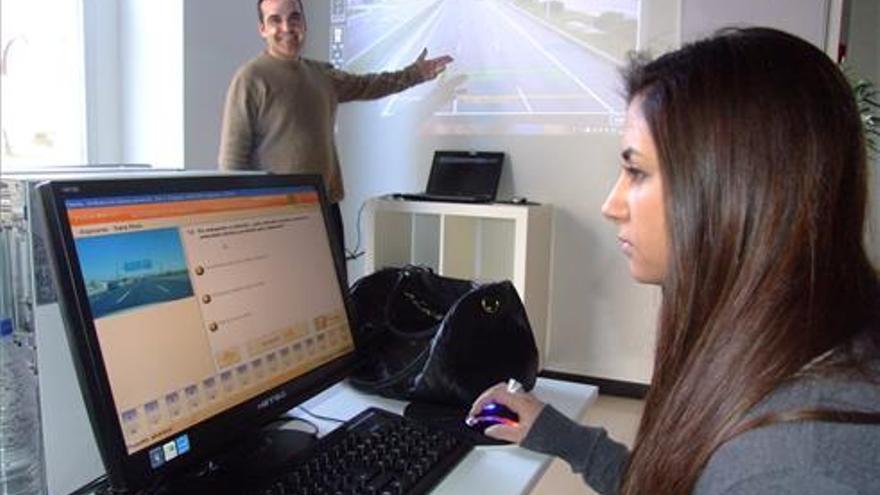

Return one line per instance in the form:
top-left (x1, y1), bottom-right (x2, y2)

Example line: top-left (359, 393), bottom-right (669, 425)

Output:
top-left (219, 52), bottom-right (423, 203)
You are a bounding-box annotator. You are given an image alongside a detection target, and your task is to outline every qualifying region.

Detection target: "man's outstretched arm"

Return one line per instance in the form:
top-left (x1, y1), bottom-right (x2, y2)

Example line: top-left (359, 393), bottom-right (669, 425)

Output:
top-left (330, 48), bottom-right (454, 102)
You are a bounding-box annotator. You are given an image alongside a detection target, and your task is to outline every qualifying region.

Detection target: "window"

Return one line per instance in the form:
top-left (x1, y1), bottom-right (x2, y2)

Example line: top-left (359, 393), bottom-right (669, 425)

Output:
top-left (1, 0), bottom-right (87, 171)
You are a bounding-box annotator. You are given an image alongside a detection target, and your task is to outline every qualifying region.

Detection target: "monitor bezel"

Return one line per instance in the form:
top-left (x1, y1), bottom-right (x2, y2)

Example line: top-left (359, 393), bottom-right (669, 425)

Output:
top-left (38, 173), bottom-right (361, 493)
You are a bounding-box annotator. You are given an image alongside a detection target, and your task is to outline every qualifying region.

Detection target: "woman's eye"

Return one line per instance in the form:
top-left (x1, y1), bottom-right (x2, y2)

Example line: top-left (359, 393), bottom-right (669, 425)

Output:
top-left (624, 166), bottom-right (646, 182)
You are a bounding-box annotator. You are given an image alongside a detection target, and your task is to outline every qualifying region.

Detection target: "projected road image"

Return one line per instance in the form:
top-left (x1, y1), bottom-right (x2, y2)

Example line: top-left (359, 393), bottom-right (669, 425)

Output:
top-left (75, 228), bottom-right (195, 319)
top-left (332, 0), bottom-right (638, 134)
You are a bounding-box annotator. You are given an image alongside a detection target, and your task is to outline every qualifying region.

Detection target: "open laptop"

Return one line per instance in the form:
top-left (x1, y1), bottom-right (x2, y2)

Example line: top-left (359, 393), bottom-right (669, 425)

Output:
top-left (395, 151), bottom-right (504, 203)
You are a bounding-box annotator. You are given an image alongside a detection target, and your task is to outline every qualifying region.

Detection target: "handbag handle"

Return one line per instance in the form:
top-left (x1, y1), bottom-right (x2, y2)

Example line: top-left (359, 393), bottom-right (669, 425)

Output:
top-left (348, 345), bottom-right (431, 393)
top-left (381, 266), bottom-right (444, 339)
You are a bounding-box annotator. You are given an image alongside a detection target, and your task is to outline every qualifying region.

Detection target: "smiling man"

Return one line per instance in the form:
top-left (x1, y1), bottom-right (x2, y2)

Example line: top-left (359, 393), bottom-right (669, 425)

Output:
top-left (219, 0), bottom-right (453, 281)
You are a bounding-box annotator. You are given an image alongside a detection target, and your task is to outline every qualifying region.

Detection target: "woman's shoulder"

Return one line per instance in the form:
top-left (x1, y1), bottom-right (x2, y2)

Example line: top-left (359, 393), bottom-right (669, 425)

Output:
top-left (757, 329), bottom-right (880, 413)
top-left (762, 359), bottom-right (880, 414)
top-left (694, 351), bottom-right (880, 495)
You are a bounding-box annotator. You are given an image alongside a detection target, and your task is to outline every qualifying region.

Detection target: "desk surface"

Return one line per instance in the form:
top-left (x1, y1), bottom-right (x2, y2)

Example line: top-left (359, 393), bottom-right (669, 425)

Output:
top-left (298, 378), bottom-right (598, 495)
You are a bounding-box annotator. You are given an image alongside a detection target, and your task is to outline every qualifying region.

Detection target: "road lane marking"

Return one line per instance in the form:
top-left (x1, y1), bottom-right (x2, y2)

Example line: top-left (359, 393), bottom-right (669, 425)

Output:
top-left (348, 0), bottom-right (441, 67)
top-left (490, 1), bottom-right (615, 113)
top-left (505, 1), bottom-right (624, 66)
top-left (516, 86), bottom-right (533, 112)
top-left (116, 288), bottom-right (132, 304)
top-left (381, 1), bottom-right (447, 117)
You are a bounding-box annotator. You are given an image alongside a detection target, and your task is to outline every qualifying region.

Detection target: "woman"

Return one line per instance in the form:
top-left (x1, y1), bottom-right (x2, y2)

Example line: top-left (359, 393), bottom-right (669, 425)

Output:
top-left (469, 28), bottom-right (880, 494)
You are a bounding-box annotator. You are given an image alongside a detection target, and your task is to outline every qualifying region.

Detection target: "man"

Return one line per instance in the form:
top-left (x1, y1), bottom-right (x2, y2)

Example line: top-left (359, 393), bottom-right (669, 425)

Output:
top-left (219, 0), bottom-right (453, 283)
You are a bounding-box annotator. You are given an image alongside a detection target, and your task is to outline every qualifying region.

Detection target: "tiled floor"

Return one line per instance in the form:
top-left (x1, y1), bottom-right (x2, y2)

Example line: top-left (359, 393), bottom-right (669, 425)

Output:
top-left (529, 394), bottom-right (645, 495)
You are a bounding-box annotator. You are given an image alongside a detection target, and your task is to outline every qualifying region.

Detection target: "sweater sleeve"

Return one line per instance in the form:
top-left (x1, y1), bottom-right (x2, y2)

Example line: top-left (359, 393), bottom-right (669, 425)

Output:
top-left (218, 69), bottom-right (259, 170)
top-left (521, 405), bottom-right (630, 495)
top-left (326, 63), bottom-right (424, 103)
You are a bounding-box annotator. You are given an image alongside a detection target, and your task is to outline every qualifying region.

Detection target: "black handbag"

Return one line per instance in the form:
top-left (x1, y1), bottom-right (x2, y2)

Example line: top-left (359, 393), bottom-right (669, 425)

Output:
top-left (348, 266), bottom-right (539, 407)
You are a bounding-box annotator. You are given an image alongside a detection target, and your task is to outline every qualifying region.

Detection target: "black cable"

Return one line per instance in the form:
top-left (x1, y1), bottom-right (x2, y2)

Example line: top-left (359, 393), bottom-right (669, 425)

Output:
top-left (279, 414), bottom-right (321, 436)
top-left (295, 405), bottom-right (347, 424)
top-left (261, 413), bottom-right (321, 437)
top-left (345, 199), bottom-right (367, 261)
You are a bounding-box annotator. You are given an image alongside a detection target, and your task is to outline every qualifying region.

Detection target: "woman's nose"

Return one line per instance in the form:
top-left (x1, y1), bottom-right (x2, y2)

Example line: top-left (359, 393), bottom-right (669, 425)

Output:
top-left (601, 174), bottom-right (627, 222)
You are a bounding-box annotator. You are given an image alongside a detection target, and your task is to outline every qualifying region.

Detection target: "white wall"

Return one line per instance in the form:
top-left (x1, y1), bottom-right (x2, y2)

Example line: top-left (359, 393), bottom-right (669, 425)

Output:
top-left (118, 0), bottom-right (184, 167)
top-left (84, 0), bottom-right (183, 167)
top-left (84, 0), bottom-right (122, 163)
top-left (180, 0), bottom-right (873, 385)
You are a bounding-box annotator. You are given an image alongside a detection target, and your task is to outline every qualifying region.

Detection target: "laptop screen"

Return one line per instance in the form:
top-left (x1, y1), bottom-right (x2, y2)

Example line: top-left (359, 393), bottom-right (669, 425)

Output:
top-left (426, 151), bottom-right (504, 199)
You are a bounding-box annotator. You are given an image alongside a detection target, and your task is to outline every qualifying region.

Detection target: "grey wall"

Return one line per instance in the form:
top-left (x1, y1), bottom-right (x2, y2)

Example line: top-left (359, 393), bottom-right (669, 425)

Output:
top-left (183, 0), bottom-right (330, 169)
top-left (183, 0), bottom-right (264, 169)
top-left (181, 0), bottom-right (875, 384)
top-left (680, 0), bottom-right (832, 45)
top-left (847, 0), bottom-right (880, 267)
top-left (847, 0), bottom-right (880, 80)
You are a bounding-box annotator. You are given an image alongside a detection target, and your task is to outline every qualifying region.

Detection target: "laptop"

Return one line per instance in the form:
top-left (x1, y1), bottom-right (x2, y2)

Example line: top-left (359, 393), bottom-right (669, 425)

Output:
top-left (395, 151), bottom-right (504, 203)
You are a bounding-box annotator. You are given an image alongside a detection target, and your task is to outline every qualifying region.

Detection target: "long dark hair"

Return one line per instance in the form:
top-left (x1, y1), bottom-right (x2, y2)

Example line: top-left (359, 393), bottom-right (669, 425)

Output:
top-left (621, 27), bottom-right (880, 494)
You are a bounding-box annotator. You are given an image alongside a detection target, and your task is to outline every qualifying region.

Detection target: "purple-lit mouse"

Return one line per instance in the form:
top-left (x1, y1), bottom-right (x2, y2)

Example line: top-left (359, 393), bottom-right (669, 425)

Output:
top-left (465, 402), bottom-right (520, 433)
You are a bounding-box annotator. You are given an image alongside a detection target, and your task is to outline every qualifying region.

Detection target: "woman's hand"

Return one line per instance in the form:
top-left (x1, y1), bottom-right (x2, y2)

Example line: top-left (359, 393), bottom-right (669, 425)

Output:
top-left (467, 381), bottom-right (546, 443)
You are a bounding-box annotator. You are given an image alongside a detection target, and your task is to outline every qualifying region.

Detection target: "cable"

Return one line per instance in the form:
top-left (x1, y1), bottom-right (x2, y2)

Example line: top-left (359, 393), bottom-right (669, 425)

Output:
top-left (261, 413), bottom-right (321, 436)
top-left (295, 405), bottom-right (347, 424)
top-left (345, 199), bottom-right (368, 261)
top-left (279, 414), bottom-right (321, 436)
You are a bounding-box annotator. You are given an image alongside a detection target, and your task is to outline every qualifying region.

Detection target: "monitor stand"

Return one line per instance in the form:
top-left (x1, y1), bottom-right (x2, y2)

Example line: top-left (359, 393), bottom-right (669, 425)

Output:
top-left (160, 423), bottom-right (317, 494)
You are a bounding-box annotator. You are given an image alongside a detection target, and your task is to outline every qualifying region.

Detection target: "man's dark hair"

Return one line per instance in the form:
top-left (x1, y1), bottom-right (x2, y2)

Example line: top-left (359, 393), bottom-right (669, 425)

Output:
top-left (256, 0), bottom-right (304, 24)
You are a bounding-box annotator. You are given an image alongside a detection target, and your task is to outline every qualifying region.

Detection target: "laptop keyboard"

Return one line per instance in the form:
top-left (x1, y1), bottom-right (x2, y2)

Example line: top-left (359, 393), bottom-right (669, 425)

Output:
top-left (395, 193), bottom-right (493, 204)
top-left (248, 408), bottom-right (472, 495)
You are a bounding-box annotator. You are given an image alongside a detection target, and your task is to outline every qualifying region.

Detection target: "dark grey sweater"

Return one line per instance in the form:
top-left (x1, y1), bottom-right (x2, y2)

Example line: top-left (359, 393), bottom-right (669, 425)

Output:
top-left (522, 359), bottom-right (880, 494)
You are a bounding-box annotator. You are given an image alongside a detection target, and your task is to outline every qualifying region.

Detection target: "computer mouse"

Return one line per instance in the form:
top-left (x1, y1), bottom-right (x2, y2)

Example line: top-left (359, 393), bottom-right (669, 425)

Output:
top-left (465, 402), bottom-right (519, 433)
top-left (510, 196), bottom-right (528, 204)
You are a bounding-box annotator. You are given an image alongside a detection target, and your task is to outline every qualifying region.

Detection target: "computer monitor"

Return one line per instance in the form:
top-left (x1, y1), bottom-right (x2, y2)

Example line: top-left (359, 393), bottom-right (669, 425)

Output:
top-left (38, 174), bottom-right (359, 493)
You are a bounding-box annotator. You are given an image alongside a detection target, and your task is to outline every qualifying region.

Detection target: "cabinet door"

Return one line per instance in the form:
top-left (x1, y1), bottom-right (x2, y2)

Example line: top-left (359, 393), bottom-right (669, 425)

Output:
top-left (440, 216), bottom-right (515, 283)
top-left (371, 211), bottom-right (441, 270)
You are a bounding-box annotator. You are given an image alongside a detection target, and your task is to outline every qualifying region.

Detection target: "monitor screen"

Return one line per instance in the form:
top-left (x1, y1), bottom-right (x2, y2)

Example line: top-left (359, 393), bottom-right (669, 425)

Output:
top-left (38, 174), bottom-right (358, 492)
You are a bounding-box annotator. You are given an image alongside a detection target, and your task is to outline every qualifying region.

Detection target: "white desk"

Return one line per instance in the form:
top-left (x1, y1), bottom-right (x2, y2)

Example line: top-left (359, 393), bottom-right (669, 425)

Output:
top-left (297, 378), bottom-right (598, 495)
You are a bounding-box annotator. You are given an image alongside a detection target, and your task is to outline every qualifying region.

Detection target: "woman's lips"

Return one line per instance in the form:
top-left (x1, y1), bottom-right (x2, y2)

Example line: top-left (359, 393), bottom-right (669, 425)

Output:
top-left (617, 236), bottom-right (633, 257)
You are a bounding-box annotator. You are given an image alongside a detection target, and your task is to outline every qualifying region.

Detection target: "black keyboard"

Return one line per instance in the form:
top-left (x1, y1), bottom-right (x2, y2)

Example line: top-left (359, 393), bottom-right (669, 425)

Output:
top-left (249, 408), bottom-right (473, 495)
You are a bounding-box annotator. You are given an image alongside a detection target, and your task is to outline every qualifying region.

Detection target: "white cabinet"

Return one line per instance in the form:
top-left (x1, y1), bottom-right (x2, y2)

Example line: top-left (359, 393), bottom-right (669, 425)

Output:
top-left (364, 197), bottom-right (552, 364)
